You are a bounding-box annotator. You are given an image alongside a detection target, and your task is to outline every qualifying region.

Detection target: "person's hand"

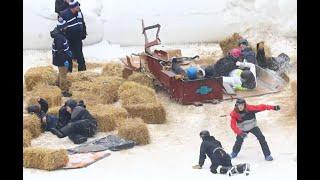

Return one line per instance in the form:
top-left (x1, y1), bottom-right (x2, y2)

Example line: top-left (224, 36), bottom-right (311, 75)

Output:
top-left (236, 61), bottom-right (242, 66)
top-left (240, 132), bottom-right (248, 139)
top-left (192, 165), bottom-right (202, 169)
top-left (274, 105), bottom-right (280, 111)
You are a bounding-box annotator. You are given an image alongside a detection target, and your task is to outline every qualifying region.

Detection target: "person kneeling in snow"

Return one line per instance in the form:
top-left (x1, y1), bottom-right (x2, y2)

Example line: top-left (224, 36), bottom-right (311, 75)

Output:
top-left (223, 61), bottom-right (257, 91)
top-left (192, 130), bottom-right (250, 176)
top-left (229, 98), bottom-right (280, 161)
top-left (51, 99), bottom-right (97, 144)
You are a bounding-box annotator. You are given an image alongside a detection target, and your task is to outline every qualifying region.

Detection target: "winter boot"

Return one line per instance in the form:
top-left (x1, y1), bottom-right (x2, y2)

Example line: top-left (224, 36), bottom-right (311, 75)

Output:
top-left (50, 128), bottom-right (66, 138)
top-left (265, 155), bottom-right (273, 161)
top-left (230, 152), bottom-right (238, 159)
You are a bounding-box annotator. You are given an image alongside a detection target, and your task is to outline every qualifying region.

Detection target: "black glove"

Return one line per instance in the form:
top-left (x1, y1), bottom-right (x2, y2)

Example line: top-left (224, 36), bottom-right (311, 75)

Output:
top-left (240, 132), bottom-right (247, 139)
top-left (274, 105), bottom-right (280, 111)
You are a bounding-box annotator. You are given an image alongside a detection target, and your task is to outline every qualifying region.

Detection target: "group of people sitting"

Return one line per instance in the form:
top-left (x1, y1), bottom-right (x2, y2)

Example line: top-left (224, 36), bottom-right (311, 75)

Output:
top-left (171, 38), bottom-right (290, 92)
top-left (26, 98), bottom-right (97, 144)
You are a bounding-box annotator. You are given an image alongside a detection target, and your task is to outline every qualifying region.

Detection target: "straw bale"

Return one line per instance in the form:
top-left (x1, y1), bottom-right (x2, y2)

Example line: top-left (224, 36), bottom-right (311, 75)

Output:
top-left (127, 72), bottom-right (153, 87)
top-left (23, 114), bottom-right (42, 138)
top-left (118, 81), bottom-right (156, 96)
top-left (123, 103), bottom-right (166, 124)
top-left (219, 33), bottom-right (243, 56)
top-left (47, 106), bottom-right (61, 116)
top-left (94, 76), bottom-right (125, 104)
top-left (72, 91), bottom-right (101, 106)
top-left (69, 81), bottom-right (96, 93)
top-left (120, 89), bottom-right (157, 106)
top-left (28, 84), bottom-right (62, 107)
top-left (102, 62), bottom-right (124, 77)
top-left (88, 104), bottom-right (128, 132)
top-left (118, 118), bottom-right (150, 145)
top-left (24, 66), bottom-right (58, 91)
top-left (23, 129), bottom-right (32, 148)
top-left (23, 147), bottom-right (68, 171)
top-left (67, 71), bottom-right (100, 82)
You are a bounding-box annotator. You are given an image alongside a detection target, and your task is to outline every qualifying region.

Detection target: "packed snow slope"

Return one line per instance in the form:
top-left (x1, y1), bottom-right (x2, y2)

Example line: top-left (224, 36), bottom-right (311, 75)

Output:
top-left (23, 0), bottom-right (297, 49)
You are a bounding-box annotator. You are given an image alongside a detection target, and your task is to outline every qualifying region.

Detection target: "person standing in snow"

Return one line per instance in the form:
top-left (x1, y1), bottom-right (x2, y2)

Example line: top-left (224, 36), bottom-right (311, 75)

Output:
top-left (238, 39), bottom-right (257, 65)
top-left (223, 61), bottom-right (257, 91)
top-left (192, 130), bottom-right (250, 176)
top-left (229, 98), bottom-right (280, 161)
top-left (60, 0), bottom-right (87, 72)
top-left (50, 17), bottom-right (73, 97)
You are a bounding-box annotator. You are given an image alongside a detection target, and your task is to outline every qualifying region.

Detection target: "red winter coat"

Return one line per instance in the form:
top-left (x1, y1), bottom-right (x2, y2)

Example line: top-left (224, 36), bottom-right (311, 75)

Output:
top-left (230, 104), bottom-right (275, 135)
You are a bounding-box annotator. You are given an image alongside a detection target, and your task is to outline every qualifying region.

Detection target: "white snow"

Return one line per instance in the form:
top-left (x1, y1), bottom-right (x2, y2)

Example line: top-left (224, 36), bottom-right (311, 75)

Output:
top-left (23, 0), bottom-right (297, 179)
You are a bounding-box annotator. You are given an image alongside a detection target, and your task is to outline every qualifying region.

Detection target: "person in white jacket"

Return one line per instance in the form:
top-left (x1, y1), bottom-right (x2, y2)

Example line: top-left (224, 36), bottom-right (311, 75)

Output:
top-left (223, 61), bottom-right (257, 91)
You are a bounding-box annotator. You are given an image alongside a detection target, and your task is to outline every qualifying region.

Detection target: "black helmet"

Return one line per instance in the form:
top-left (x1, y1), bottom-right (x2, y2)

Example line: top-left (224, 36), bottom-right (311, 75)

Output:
top-left (200, 130), bottom-right (210, 138)
top-left (235, 98), bottom-right (246, 106)
top-left (65, 99), bottom-right (77, 110)
top-left (238, 38), bottom-right (249, 46)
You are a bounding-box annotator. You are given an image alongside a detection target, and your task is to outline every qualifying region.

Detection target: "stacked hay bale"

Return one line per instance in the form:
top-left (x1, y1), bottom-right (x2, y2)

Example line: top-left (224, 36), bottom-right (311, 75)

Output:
top-left (24, 66), bottom-right (58, 91)
top-left (118, 118), bottom-right (150, 145)
top-left (23, 147), bottom-right (69, 171)
top-left (72, 91), bottom-right (101, 106)
top-left (118, 82), bottom-right (166, 124)
top-left (127, 72), bottom-right (153, 87)
top-left (67, 71), bottom-right (100, 83)
top-left (47, 106), bottom-right (61, 116)
top-left (23, 114), bottom-right (42, 138)
top-left (27, 84), bottom-right (62, 107)
top-left (23, 129), bottom-right (32, 148)
top-left (102, 62), bottom-right (124, 77)
top-left (88, 104), bottom-right (128, 132)
top-left (93, 76), bottom-right (125, 104)
top-left (219, 33), bottom-right (242, 56)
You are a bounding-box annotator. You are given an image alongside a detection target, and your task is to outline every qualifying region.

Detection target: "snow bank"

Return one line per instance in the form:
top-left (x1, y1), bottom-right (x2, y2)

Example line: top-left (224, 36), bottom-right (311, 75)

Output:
top-left (23, 0), bottom-right (296, 49)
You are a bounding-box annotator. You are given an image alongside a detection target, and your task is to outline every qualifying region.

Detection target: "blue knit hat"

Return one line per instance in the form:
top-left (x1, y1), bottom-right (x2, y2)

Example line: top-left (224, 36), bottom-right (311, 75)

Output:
top-left (69, 0), bottom-right (80, 9)
top-left (57, 17), bottom-right (67, 30)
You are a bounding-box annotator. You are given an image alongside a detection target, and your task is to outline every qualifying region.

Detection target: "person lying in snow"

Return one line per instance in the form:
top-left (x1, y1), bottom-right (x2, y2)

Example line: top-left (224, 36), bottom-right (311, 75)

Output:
top-left (238, 38), bottom-right (257, 65)
top-left (50, 99), bottom-right (97, 144)
top-left (192, 130), bottom-right (250, 176)
top-left (204, 48), bottom-right (241, 78)
top-left (222, 61), bottom-right (257, 91)
top-left (229, 98), bottom-right (280, 161)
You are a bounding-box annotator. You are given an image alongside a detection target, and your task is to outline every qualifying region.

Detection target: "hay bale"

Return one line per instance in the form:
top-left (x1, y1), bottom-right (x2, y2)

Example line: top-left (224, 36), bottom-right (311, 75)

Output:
top-left (118, 81), bottom-right (156, 96)
top-left (120, 89), bottom-right (157, 106)
top-left (72, 91), bottom-right (101, 106)
top-left (69, 80), bottom-right (96, 92)
top-left (67, 71), bottom-right (100, 82)
top-left (102, 62), bottom-right (124, 77)
top-left (123, 103), bottom-right (166, 124)
top-left (94, 76), bottom-right (125, 104)
top-left (118, 118), bottom-right (150, 145)
top-left (23, 129), bottom-right (32, 148)
top-left (23, 147), bottom-right (69, 170)
top-left (127, 72), bottom-right (153, 87)
top-left (23, 114), bottom-right (42, 138)
top-left (28, 84), bottom-right (62, 107)
top-left (219, 33), bottom-right (242, 56)
top-left (47, 106), bottom-right (60, 116)
top-left (88, 104), bottom-right (128, 131)
top-left (86, 62), bottom-right (105, 69)
top-left (24, 66), bottom-right (58, 91)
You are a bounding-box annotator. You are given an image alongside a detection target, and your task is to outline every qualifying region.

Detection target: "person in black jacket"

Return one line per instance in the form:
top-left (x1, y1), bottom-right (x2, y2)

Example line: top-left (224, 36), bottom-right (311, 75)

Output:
top-left (51, 17), bottom-right (73, 97)
top-left (238, 39), bottom-right (257, 65)
top-left (60, 0), bottom-right (87, 72)
top-left (51, 99), bottom-right (97, 144)
top-left (192, 130), bottom-right (250, 176)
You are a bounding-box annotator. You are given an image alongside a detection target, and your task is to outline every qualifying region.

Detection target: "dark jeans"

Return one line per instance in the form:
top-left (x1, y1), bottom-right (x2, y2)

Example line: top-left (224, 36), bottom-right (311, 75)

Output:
top-left (59, 119), bottom-right (97, 138)
top-left (232, 126), bottom-right (271, 157)
top-left (69, 38), bottom-right (86, 71)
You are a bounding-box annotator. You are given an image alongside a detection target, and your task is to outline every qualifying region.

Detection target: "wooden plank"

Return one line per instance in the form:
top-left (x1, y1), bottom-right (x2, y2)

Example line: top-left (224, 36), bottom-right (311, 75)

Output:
top-left (223, 82), bottom-right (236, 95)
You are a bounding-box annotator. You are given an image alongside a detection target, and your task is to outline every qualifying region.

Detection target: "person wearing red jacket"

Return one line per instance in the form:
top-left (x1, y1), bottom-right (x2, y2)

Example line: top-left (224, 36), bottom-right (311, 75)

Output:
top-left (229, 98), bottom-right (280, 161)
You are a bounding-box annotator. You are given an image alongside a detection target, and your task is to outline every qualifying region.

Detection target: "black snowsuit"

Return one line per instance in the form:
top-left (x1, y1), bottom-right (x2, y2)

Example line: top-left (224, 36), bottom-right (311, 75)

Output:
top-left (205, 55), bottom-right (238, 78)
top-left (241, 47), bottom-right (257, 65)
top-left (56, 106), bottom-right (71, 129)
top-left (50, 28), bottom-right (73, 67)
top-left (199, 136), bottom-right (248, 174)
top-left (59, 106), bottom-right (97, 144)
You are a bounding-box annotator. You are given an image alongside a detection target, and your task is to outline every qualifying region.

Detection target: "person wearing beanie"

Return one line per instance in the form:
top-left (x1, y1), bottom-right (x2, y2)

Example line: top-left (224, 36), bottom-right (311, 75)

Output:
top-left (229, 98), bottom-right (281, 161)
top-left (50, 99), bottom-right (97, 144)
top-left (50, 17), bottom-right (73, 97)
top-left (60, 0), bottom-right (87, 72)
top-left (238, 38), bottom-right (257, 65)
top-left (192, 130), bottom-right (250, 176)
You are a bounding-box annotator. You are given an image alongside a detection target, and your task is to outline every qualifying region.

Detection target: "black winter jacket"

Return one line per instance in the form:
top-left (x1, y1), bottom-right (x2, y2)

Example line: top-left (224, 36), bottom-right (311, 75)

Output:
top-left (51, 28), bottom-right (72, 67)
top-left (207, 55), bottom-right (238, 77)
top-left (70, 106), bottom-right (96, 123)
top-left (57, 106), bottom-right (71, 129)
top-left (242, 47), bottom-right (257, 65)
top-left (198, 136), bottom-right (223, 168)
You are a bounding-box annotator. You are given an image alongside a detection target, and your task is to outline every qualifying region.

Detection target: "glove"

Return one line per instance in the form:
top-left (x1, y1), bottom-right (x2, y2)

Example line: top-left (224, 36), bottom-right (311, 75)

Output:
top-left (274, 105), bottom-right (280, 111)
top-left (240, 132), bottom-right (248, 139)
top-left (64, 60), bottom-right (69, 68)
top-left (192, 165), bottom-right (202, 169)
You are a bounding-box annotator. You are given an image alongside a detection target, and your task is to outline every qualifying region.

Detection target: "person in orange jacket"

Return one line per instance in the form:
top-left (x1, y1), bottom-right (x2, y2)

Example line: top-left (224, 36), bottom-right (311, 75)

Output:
top-left (229, 98), bottom-right (280, 161)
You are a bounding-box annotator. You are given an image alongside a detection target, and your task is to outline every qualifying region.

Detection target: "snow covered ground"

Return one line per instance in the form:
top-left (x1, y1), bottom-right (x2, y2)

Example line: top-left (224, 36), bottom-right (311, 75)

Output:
top-left (23, 0), bottom-right (297, 179)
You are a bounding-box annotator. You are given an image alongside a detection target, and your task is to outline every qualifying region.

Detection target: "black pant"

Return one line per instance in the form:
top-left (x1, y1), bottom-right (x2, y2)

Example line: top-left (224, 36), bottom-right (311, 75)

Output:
top-left (69, 38), bottom-right (86, 71)
top-left (210, 149), bottom-right (232, 173)
top-left (59, 119), bottom-right (97, 138)
top-left (232, 126), bottom-right (271, 157)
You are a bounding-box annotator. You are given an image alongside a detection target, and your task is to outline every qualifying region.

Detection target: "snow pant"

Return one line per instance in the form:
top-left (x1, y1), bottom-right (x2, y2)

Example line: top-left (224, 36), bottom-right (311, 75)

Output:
top-left (57, 66), bottom-right (70, 93)
top-left (59, 119), bottom-right (97, 144)
top-left (44, 115), bottom-right (59, 131)
top-left (69, 38), bottom-right (86, 72)
top-left (210, 148), bottom-right (232, 174)
top-left (232, 126), bottom-right (271, 157)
